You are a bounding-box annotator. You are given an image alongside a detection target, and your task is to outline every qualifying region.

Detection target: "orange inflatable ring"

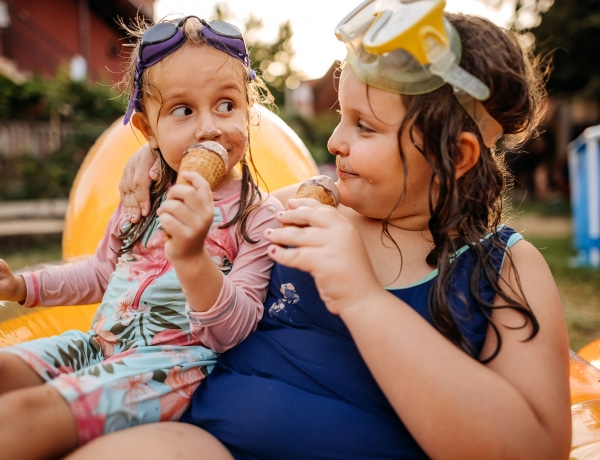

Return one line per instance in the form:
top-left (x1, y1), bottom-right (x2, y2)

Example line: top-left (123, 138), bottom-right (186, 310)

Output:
top-left (570, 340), bottom-right (600, 459)
top-left (0, 105), bottom-right (318, 346)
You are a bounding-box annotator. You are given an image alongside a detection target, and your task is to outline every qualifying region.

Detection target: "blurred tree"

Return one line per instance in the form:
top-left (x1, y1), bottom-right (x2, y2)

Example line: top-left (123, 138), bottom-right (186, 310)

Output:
top-left (0, 66), bottom-right (124, 200)
top-left (0, 66), bottom-right (122, 123)
top-left (209, 3), bottom-right (338, 165)
top-left (483, 0), bottom-right (600, 102)
top-left (478, 1), bottom-right (600, 201)
top-left (210, 3), bottom-right (296, 107)
top-left (527, 0), bottom-right (600, 101)
top-left (482, 0), bottom-right (554, 29)
top-left (252, 21), bottom-right (296, 106)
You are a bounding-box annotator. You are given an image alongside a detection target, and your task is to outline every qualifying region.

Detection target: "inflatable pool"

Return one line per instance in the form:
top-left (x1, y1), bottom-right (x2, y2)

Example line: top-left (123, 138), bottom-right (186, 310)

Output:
top-left (570, 339), bottom-right (600, 459)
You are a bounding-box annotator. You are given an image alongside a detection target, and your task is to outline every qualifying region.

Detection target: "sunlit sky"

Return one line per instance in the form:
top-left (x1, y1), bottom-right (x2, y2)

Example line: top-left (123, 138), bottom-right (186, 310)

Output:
top-left (154, 0), bottom-right (515, 79)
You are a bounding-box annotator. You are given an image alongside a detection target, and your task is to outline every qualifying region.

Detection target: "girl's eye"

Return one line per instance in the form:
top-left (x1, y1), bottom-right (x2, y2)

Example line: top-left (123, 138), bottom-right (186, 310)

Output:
top-left (172, 107), bottom-right (193, 117)
top-left (217, 101), bottom-right (234, 113)
top-left (357, 120), bottom-right (374, 133)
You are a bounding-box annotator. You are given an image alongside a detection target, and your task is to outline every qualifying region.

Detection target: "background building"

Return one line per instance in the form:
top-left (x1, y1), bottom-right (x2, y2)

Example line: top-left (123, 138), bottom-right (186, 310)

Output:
top-left (0, 0), bottom-right (153, 84)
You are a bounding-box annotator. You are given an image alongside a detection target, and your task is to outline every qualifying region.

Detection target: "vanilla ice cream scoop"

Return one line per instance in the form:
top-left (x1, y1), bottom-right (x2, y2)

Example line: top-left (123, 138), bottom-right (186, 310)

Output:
top-left (295, 175), bottom-right (340, 206)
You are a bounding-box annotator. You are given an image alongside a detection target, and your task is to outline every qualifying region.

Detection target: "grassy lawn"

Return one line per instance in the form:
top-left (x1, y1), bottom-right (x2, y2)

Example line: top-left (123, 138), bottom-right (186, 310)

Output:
top-left (511, 197), bottom-right (600, 351)
top-left (2, 235), bottom-right (63, 270)
top-left (527, 234), bottom-right (600, 351)
top-left (2, 202), bottom-right (599, 352)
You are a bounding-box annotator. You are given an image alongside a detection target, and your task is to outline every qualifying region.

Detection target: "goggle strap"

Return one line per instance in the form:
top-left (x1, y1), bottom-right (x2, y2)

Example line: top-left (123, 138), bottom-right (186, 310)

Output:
top-left (454, 90), bottom-right (503, 148)
top-left (429, 48), bottom-right (490, 101)
top-left (123, 98), bottom-right (134, 125)
top-left (123, 60), bottom-right (143, 125)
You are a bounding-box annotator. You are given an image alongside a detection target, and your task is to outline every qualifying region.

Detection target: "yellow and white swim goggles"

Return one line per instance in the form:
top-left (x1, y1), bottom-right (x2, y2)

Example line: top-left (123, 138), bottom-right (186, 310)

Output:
top-left (335, 0), bottom-right (503, 147)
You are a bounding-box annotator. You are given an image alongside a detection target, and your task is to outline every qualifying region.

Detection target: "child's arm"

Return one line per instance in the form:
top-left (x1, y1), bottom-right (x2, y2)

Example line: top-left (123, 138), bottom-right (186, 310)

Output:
top-left (119, 144), bottom-right (157, 224)
top-left (17, 205), bottom-right (125, 308)
top-left (335, 240), bottom-right (570, 460)
top-left (266, 203), bottom-right (571, 460)
top-left (272, 182), bottom-right (301, 205)
top-left (179, 194), bottom-right (283, 353)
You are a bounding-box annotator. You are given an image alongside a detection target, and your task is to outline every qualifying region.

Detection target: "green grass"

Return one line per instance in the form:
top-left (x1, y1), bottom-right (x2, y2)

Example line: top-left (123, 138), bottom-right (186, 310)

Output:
top-left (2, 210), bottom-right (599, 352)
top-left (527, 234), bottom-right (600, 351)
top-left (510, 197), bottom-right (600, 351)
top-left (1, 235), bottom-right (63, 271)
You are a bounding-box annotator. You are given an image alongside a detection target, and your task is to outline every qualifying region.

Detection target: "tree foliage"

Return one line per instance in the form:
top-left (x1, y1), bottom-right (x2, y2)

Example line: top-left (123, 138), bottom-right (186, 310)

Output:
top-left (0, 66), bottom-right (123, 122)
top-left (0, 2), bottom-right (325, 201)
top-left (209, 2), bottom-right (335, 163)
top-left (482, 0), bottom-right (554, 29)
top-left (210, 3), bottom-right (296, 107)
top-left (483, 0), bottom-right (600, 101)
top-left (0, 67), bottom-right (124, 200)
top-left (527, 0), bottom-right (600, 100)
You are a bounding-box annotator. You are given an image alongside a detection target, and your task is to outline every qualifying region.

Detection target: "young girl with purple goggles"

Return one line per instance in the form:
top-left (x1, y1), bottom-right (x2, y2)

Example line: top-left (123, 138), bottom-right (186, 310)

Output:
top-left (124, 16), bottom-right (255, 124)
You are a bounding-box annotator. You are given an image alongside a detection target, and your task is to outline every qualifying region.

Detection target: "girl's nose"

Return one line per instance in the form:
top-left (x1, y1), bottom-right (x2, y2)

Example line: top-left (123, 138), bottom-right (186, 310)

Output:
top-left (195, 118), bottom-right (222, 142)
top-left (327, 124), bottom-right (347, 158)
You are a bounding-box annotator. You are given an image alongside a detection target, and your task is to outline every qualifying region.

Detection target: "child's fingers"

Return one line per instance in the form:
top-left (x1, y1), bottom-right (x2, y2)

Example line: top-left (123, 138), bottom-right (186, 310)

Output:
top-left (149, 159), bottom-right (160, 181)
top-left (168, 174), bottom-right (214, 215)
top-left (266, 241), bottom-right (322, 274)
top-left (286, 197), bottom-right (325, 209)
top-left (176, 171), bottom-right (212, 191)
top-left (122, 193), bottom-right (142, 223)
top-left (158, 196), bottom-right (194, 227)
top-left (160, 183), bottom-right (213, 241)
top-left (276, 202), bottom-right (337, 228)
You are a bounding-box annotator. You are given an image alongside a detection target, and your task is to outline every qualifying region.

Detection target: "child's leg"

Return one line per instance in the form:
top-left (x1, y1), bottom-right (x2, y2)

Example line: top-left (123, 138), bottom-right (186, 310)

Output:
top-left (0, 352), bottom-right (44, 393)
top-left (0, 330), bottom-right (103, 458)
top-left (65, 422), bottom-right (234, 460)
top-left (0, 329), bottom-right (102, 395)
top-left (50, 344), bottom-right (217, 445)
top-left (0, 383), bottom-right (78, 460)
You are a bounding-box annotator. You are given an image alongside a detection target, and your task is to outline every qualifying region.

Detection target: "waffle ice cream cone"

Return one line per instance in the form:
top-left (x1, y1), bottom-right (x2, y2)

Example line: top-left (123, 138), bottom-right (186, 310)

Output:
top-left (176, 141), bottom-right (228, 190)
top-left (295, 175), bottom-right (340, 207)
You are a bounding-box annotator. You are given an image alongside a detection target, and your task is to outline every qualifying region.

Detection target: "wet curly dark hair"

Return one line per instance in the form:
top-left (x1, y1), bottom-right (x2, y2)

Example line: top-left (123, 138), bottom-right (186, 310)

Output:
top-left (386, 13), bottom-right (549, 361)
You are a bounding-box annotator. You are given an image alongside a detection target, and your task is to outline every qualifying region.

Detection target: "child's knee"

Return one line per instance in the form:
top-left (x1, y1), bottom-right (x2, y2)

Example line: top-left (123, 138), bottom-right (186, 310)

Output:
top-left (2, 384), bottom-right (60, 412)
top-left (0, 385), bottom-right (78, 458)
top-left (0, 352), bottom-right (43, 393)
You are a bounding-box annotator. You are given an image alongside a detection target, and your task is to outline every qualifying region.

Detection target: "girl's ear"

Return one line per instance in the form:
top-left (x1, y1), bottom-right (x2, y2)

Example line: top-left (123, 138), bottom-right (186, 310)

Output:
top-left (455, 132), bottom-right (481, 179)
top-left (131, 113), bottom-right (159, 150)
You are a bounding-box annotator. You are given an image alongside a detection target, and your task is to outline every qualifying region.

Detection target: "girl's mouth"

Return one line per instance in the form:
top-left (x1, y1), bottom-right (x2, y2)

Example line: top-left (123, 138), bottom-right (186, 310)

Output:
top-left (336, 164), bottom-right (357, 179)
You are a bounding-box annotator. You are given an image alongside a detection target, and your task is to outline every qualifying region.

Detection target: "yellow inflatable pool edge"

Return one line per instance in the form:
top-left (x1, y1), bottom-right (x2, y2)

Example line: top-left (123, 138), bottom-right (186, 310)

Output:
top-left (570, 343), bottom-right (600, 460)
top-left (0, 303), bottom-right (99, 347)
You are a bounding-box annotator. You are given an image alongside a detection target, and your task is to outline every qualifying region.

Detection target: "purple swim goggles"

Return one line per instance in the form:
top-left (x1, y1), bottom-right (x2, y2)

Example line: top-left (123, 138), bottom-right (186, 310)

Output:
top-left (124, 16), bottom-right (255, 124)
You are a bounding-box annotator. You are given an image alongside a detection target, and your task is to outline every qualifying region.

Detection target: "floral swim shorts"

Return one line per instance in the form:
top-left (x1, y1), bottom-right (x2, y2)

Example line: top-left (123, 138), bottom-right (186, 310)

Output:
top-left (3, 328), bottom-right (217, 445)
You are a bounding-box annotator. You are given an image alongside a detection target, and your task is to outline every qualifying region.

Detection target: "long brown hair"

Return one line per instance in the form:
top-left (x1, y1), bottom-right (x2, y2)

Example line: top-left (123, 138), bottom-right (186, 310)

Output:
top-left (381, 13), bottom-right (548, 362)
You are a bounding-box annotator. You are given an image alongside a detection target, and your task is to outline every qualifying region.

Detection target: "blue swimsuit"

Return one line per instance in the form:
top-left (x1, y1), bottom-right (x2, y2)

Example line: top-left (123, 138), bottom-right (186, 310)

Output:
top-left (181, 227), bottom-right (523, 459)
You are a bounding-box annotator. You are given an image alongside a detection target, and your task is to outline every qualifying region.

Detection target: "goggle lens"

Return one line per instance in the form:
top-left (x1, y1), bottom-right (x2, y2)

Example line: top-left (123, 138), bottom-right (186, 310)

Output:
top-left (143, 22), bottom-right (179, 45)
top-left (207, 20), bottom-right (244, 38)
top-left (140, 22), bottom-right (186, 66)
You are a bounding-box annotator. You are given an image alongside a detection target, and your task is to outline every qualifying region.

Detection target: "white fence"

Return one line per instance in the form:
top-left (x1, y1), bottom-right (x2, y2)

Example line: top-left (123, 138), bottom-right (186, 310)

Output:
top-left (0, 121), bottom-right (73, 157)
